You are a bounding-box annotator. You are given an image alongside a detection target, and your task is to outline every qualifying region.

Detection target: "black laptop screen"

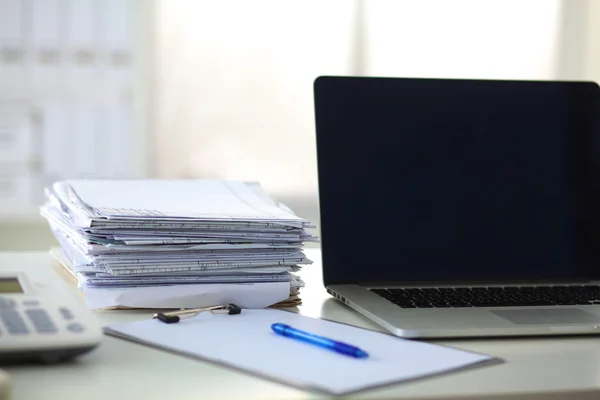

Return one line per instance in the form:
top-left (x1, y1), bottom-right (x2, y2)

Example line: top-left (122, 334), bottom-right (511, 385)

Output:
top-left (314, 77), bottom-right (600, 286)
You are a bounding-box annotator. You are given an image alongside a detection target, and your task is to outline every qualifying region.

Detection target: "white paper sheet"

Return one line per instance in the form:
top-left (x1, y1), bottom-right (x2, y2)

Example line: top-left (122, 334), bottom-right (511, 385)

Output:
top-left (62, 179), bottom-right (307, 224)
top-left (83, 281), bottom-right (290, 310)
top-left (82, 274), bottom-right (290, 287)
top-left (103, 260), bottom-right (304, 276)
top-left (105, 309), bottom-right (500, 395)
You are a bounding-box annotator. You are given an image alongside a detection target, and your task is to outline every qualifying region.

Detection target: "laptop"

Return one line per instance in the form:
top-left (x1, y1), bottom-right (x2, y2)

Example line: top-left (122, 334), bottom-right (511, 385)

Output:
top-left (313, 76), bottom-right (600, 338)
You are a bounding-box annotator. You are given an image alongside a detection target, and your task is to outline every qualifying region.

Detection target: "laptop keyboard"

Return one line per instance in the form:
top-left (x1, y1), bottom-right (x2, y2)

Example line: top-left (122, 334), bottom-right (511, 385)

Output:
top-left (371, 286), bottom-right (600, 308)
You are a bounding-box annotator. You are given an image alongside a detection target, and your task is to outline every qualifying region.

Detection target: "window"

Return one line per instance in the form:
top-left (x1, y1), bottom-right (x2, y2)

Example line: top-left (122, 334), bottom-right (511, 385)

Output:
top-left (154, 0), bottom-right (573, 225)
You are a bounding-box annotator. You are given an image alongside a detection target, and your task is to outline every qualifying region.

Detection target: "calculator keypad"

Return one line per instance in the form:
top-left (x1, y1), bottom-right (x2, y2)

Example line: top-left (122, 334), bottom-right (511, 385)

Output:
top-left (1, 310), bottom-right (29, 334)
top-left (67, 322), bottom-right (84, 333)
top-left (26, 309), bottom-right (57, 333)
top-left (0, 297), bottom-right (85, 337)
top-left (0, 297), bottom-right (16, 309)
top-left (59, 307), bottom-right (74, 320)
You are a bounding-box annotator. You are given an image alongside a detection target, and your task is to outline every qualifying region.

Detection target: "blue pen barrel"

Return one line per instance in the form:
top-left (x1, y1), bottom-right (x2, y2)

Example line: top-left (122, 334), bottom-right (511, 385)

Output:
top-left (271, 323), bottom-right (368, 358)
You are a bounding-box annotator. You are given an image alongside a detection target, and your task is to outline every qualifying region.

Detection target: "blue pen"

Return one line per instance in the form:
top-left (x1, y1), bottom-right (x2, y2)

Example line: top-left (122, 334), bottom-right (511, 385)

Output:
top-left (271, 323), bottom-right (369, 359)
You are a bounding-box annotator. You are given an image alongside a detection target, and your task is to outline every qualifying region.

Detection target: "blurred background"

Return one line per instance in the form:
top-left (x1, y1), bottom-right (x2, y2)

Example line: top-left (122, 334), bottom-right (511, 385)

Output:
top-left (0, 0), bottom-right (599, 250)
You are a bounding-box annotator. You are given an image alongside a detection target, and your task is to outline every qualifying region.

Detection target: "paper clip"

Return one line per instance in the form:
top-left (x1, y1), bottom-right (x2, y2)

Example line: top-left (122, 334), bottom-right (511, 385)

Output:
top-left (153, 303), bottom-right (242, 324)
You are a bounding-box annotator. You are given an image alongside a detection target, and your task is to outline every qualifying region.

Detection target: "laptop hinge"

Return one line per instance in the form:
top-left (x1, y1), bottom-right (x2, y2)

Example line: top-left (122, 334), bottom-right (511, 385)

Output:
top-left (359, 279), bottom-right (593, 287)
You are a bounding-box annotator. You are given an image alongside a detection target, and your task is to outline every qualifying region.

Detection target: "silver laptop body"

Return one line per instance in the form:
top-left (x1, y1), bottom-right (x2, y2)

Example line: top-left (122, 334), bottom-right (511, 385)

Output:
top-left (327, 284), bottom-right (600, 338)
top-left (314, 76), bottom-right (600, 338)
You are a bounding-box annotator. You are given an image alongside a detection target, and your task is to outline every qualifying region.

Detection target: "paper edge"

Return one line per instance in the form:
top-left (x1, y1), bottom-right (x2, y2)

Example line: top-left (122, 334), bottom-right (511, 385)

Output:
top-left (103, 309), bottom-right (504, 395)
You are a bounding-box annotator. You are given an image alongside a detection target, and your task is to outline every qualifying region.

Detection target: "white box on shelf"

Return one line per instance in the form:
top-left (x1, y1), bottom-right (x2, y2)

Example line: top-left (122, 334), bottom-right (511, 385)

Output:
top-left (0, 0), bottom-right (25, 79)
top-left (65, 0), bottom-right (98, 81)
top-left (30, 0), bottom-right (62, 83)
top-left (0, 103), bottom-right (40, 164)
top-left (0, 171), bottom-right (42, 218)
top-left (100, 0), bottom-right (133, 83)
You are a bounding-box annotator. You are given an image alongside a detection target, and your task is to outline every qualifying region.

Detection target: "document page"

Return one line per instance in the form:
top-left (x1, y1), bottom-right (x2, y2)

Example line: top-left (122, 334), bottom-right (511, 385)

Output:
top-left (63, 179), bottom-right (307, 222)
top-left (84, 281), bottom-right (290, 310)
top-left (105, 309), bottom-right (500, 395)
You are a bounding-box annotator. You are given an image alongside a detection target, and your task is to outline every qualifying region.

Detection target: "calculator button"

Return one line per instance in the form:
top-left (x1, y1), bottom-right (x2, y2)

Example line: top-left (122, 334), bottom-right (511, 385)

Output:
top-left (22, 300), bottom-right (40, 306)
top-left (0, 297), bottom-right (16, 309)
top-left (59, 307), bottom-right (74, 320)
top-left (67, 322), bottom-right (85, 333)
top-left (0, 310), bottom-right (29, 334)
top-left (25, 309), bottom-right (57, 333)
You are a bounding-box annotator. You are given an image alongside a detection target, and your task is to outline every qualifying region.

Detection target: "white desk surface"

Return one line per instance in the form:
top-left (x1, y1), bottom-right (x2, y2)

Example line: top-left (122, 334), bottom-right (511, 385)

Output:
top-left (3, 249), bottom-right (600, 400)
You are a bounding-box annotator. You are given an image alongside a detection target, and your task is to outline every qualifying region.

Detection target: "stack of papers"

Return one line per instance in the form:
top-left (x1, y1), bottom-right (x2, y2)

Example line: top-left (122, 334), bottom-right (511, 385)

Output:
top-left (40, 179), bottom-right (318, 310)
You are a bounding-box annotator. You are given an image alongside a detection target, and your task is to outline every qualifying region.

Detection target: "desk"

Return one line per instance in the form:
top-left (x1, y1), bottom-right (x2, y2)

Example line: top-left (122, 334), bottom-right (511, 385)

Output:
top-left (3, 249), bottom-right (600, 400)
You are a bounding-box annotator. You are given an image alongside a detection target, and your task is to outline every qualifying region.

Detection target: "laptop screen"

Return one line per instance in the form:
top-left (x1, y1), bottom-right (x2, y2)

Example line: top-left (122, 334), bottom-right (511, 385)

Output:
top-left (314, 77), bottom-right (600, 286)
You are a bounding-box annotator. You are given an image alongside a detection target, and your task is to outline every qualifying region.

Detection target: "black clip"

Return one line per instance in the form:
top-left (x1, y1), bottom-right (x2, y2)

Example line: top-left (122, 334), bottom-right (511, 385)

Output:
top-left (155, 313), bottom-right (181, 324)
top-left (154, 303), bottom-right (242, 324)
top-left (212, 303), bottom-right (242, 315)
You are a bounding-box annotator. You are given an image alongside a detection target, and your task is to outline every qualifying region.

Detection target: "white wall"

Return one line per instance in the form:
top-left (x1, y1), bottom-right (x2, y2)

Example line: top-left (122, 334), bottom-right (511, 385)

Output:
top-left (153, 0), bottom-right (565, 201)
top-left (364, 0), bottom-right (561, 79)
top-left (583, 0), bottom-right (600, 83)
top-left (3, 0), bottom-right (600, 250)
top-left (153, 0), bottom-right (357, 197)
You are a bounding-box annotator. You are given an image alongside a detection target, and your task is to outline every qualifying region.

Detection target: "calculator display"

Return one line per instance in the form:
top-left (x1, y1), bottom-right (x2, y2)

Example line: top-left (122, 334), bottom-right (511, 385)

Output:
top-left (0, 278), bottom-right (23, 293)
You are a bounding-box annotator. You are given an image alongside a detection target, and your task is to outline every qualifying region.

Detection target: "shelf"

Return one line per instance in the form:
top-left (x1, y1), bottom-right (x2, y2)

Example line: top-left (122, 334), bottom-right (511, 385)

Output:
top-left (0, 207), bottom-right (45, 225)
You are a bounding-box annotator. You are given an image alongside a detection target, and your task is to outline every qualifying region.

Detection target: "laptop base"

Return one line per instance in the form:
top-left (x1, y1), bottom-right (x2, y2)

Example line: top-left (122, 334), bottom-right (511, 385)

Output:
top-left (329, 285), bottom-right (600, 338)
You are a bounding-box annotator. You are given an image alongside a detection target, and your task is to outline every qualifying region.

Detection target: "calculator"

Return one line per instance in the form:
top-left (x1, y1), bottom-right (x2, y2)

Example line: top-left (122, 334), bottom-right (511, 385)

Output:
top-left (0, 263), bottom-right (102, 364)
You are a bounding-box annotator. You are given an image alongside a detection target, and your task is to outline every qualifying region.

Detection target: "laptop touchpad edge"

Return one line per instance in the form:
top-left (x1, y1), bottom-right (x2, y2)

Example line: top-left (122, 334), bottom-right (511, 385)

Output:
top-left (491, 309), bottom-right (600, 325)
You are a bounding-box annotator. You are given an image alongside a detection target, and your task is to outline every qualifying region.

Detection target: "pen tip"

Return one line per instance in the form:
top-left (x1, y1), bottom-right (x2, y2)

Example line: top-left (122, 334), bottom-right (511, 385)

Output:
top-left (355, 349), bottom-right (369, 358)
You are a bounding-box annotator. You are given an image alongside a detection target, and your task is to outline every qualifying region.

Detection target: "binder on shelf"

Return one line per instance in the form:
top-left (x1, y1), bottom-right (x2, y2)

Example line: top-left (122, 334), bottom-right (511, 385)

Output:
top-left (0, 0), bottom-right (24, 71)
top-left (31, 0), bottom-right (61, 80)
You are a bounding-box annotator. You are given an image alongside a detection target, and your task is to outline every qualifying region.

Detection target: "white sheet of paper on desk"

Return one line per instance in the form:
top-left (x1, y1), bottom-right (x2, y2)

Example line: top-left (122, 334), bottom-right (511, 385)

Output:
top-left (83, 281), bottom-right (290, 310)
top-left (105, 309), bottom-right (499, 395)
